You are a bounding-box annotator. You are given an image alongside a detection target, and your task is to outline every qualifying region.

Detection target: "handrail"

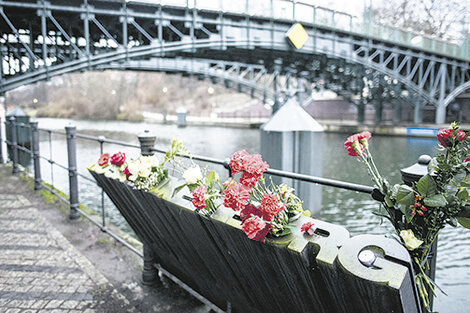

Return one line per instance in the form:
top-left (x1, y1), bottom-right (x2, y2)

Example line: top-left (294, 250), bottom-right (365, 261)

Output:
top-left (150, 148), bottom-right (374, 194)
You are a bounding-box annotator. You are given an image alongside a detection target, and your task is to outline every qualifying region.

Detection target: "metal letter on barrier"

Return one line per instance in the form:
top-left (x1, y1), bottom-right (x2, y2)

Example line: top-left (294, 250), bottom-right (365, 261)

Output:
top-left (337, 235), bottom-right (420, 313)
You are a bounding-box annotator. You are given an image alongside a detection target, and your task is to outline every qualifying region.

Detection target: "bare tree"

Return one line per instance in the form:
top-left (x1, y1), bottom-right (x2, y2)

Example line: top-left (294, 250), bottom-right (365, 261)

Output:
top-left (371, 0), bottom-right (469, 40)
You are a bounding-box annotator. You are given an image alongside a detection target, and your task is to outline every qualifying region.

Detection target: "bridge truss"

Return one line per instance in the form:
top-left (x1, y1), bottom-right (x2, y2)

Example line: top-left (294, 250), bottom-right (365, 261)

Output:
top-left (0, 0), bottom-right (469, 123)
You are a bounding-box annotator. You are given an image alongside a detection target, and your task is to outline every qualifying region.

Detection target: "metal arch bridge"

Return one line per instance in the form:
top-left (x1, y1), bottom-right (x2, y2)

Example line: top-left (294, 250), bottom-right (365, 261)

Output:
top-left (1, 0), bottom-right (470, 124)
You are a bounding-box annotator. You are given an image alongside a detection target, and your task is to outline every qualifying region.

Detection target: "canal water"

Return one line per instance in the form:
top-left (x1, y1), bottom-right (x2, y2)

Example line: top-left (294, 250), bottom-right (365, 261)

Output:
top-left (32, 118), bottom-right (469, 312)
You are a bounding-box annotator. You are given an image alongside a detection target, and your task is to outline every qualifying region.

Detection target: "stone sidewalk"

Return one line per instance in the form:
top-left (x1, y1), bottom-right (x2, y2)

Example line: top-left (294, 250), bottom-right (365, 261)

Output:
top-left (0, 179), bottom-right (134, 312)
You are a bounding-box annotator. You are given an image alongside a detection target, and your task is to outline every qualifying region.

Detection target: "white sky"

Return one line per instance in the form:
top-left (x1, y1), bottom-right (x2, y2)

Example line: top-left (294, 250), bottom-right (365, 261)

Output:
top-left (303, 0), bottom-right (366, 17)
top-left (132, 0), bottom-right (368, 18)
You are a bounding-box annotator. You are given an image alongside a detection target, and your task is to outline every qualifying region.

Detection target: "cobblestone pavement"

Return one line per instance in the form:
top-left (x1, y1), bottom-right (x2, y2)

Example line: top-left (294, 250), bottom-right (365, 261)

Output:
top-left (0, 177), bottom-right (135, 312)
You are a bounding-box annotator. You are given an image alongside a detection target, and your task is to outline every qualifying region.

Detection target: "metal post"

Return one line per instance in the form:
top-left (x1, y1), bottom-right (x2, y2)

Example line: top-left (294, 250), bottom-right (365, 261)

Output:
top-left (142, 244), bottom-right (158, 285)
top-left (137, 130), bottom-right (158, 284)
top-left (30, 121), bottom-right (42, 190)
top-left (401, 155), bottom-right (436, 311)
top-left (0, 114), bottom-right (4, 164)
top-left (65, 125), bottom-right (80, 221)
top-left (10, 117), bottom-right (18, 174)
top-left (138, 130), bottom-right (156, 156)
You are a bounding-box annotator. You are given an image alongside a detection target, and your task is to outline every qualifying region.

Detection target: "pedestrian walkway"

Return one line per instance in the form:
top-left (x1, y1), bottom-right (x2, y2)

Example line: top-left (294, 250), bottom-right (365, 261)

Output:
top-left (0, 173), bottom-right (134, 312)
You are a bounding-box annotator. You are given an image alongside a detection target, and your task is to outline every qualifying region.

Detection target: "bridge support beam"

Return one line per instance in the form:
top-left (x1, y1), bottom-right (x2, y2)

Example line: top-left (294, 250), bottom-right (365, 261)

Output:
top-left (357, 102), bottom-right (365, 124)
top-left (414, 100), bottom-right (423, 124)
top-left (374, 99), bottom-right (383, 124)
top-left (435, 65), bottom-right (447, 124)
top-left (435, 105), bottom-right (446, 124)
top-left (394, 101), bottom-right (402, 124)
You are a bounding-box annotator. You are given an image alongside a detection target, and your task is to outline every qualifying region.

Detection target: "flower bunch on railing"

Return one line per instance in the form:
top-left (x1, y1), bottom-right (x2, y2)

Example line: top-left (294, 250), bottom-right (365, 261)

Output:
top-left (89, 139), bottom-right (187, 194)
top-left (177, 150), bottom-right (308, 242)
top-left (90, 144), bottom-right (312, 242)
top-left (345, 123), bottom-right (470, 311)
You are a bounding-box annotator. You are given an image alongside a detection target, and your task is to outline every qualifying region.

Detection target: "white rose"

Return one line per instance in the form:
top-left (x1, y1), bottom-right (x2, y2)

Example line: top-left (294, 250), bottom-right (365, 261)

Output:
top-left (183, 166), bottom-right (203, 184)
top-left (400, 229), bottom-right (424, 251)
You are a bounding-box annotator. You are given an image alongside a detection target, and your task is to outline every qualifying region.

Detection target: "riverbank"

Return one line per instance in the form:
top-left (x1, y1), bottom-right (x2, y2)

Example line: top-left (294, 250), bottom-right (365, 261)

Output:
top-left (143, 111), bottom-right (464, 137)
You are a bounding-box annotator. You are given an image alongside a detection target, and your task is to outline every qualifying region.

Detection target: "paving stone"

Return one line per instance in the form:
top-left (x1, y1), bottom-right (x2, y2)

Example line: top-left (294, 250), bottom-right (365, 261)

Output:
top-left (0, 190), bottom-right (134, 312)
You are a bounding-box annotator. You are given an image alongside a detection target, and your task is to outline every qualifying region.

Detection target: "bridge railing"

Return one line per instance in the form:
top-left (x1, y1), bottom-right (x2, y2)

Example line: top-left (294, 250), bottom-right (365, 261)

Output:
top-left (153, 0), bottom-right (468, 60)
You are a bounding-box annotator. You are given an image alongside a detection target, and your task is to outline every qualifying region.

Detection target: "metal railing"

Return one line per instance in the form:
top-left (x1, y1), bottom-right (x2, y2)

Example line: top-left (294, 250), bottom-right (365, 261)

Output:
top-left (154, 0), bottom-right (469, 61)
top-left (1, 118), bottom-right (375, 248)
top-left (2, 117), bottom-right (143, 257)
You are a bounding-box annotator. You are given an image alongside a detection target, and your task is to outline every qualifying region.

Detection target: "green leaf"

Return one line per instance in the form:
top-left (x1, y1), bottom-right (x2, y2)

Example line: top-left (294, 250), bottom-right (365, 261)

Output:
top-left (396, 185), bottom-right (415, 206)
top-left (404, 205), bottom-right (414, 223)
top-left (171, 184), bottom-right (187, 198)
top-left (460, 181), bottom-right (470, 187)
top-left (423, 194), bottom-right (447, 207)
top-left (205, 171), bottom-right (216, 185)
top-left (458, 188), bottom-right (469, 201)
top-left (384, 196), bottom-right (394, 208)
top-left (416, 174), bottom-right (436, 197)
top-left (457, 217), bottom-right (470, 230)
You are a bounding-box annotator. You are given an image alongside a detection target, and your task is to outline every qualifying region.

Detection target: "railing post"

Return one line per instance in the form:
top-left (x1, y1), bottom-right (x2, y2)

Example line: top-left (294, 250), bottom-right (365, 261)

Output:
top-left (10, 117), bottom-right (19, 174)
top-left (137, 129), bottom-right (158, 284)
top-left (30, 121), bottom-right (42, 190)
top-left (401, 154), bottom-right (436, 311)
top-left (0, 115), bottom-right (4, 164)
top-left (138, 130), bottom-right (156, 156)
top-left (65, 125), bottom-right (80, 221)
top-left (142, 244), bottom-right (158, 285)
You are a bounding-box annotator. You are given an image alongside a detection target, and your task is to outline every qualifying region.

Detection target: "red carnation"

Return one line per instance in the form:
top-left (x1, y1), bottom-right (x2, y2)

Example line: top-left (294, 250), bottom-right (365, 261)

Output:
top-left (240, 172), bottom-right (259, 188)
top-left (223, 183), bottom-right (250, 211)
top-left (301, 222), bottom-right (315, 236)
top-left (344, 134), bottom-right (364, 157)
top-left (229, 150), bottom-right (249, 174)
top-left (437, 128), bottom-right (466, 148)
top-left (243, 154), bottom-right (269, 177)
top-left (465, 155), bottom-right (470, 162)
top-left (240, 204), bottom-right (261, 222)
top-left (192, 186), bottom-right (207, 210)
top-left (241, 216), bottom-right (271, 242)
top-left (98, 153), bottom-right (110, 166)
top-left (259, 194), bottom-right (285, 217)
top-left (122, 166), bottom-right (131, 179)
top-left (357, 131), bottom-right (372, 148)
top-left (110, 152), bottom-right (126, 167)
